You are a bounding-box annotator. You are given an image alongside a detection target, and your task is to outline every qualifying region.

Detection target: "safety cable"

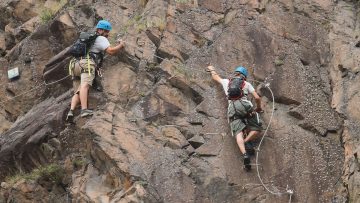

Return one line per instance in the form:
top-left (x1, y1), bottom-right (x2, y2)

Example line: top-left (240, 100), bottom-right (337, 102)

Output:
top-left (250, 80), bottom-right (294, 201)
top-left (0, 75), bottom-right (70, 107)
top-left (123, 42), bottom-right (294, 201)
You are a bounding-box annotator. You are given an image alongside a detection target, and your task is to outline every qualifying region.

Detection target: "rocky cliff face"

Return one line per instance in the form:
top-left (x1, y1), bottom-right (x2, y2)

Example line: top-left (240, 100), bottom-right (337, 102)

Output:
top-left (0, 0), bottom-right (359, 202)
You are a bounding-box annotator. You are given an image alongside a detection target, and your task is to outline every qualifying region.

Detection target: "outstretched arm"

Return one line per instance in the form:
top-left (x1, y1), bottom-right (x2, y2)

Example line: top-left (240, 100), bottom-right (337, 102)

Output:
top-left (105, 40), bottom-right (125, 55)
top-left (206, 65), bottom-right (223, 84)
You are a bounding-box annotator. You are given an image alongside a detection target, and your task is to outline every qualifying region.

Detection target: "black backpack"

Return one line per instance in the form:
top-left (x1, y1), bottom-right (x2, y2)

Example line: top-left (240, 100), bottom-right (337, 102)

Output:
top-left (69, 32), bottom-right (99, 57)
top-left (228, 76), bottom-right (246, 100)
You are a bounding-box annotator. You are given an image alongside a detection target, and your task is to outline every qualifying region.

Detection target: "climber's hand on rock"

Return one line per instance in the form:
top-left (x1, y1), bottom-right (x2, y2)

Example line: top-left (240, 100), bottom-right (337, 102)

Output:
top-left (206, 65), bottom-right (215, 72)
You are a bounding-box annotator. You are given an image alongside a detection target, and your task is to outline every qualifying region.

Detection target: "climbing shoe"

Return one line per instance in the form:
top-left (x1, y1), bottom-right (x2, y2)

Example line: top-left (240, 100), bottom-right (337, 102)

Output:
top-left (66, 110), bottom-right (74, 122)
top-left (243, 153), bottom-right (251, 171)
top-left (245, 142), bottom-right (255, 156)
top-left (81, 109), bottom-right (93, 117)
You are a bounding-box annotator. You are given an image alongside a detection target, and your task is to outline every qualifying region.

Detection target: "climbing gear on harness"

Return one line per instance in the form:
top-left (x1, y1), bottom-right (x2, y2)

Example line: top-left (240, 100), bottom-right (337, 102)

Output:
top-left (235, 66), bottom-right (248, 77)
top-left (68, 58), bottom-right (96, 80)
top-left (96, 20), bottom-right (112, 31)
top-left (228, 75), bottom-right (246, 100)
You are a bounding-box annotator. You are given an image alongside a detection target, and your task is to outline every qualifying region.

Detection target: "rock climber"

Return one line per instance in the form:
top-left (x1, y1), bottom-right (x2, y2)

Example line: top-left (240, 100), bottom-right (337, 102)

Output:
top-left (206, 65), bottom-right (263, 170)
top-left (66, 20), bottom-right (125, 122)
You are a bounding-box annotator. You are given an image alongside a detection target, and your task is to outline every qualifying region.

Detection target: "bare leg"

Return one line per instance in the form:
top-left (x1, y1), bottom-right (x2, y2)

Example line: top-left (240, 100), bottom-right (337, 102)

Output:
top-left (70, 94), bottom-right (80, 110)
top-left (79, 84), bottom-right (90, 110)
top-left (66, 93), bottom-right (80, 121)
top-left (237, 130), bottom-right (251, 170)
top-left (244, 130), bottom-right (260, 143)
top-left (236, 131), bottom-right (246, 155)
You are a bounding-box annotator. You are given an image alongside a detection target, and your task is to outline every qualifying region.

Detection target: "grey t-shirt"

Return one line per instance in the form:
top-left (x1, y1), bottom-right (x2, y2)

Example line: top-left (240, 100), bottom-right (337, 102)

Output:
top-left (89, 36), bottom-right (110, 54)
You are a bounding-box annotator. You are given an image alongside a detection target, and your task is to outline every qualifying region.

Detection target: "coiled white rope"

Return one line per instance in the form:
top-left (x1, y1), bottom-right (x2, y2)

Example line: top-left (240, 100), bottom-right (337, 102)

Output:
top-left (249, 80), bottom-right (294, 201)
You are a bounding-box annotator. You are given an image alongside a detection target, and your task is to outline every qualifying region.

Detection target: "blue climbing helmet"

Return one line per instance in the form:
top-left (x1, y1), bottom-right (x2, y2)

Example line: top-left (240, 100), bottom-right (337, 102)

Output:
top-left (234, 66), bottom-right (248, 77)
top-left (96, 20), bottom-right (112, 31)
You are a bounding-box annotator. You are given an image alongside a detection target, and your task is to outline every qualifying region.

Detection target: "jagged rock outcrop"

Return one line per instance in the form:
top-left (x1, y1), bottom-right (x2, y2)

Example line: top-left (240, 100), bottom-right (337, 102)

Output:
top-left (328, 1), bottom-right (360, 202)
top-left (0, 0), bottom-right (359, 202)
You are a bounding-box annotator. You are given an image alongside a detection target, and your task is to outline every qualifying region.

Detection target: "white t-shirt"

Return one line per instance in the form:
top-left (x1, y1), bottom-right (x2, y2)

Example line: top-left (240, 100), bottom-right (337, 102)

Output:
top-left (220, 79), bottom-right (255, 99)
top-left (89, 36), bottom-right (110, 54)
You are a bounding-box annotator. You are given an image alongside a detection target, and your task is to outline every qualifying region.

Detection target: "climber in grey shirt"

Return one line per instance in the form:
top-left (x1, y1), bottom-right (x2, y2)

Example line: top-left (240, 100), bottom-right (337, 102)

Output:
top-left (66, 20), bottom-right (125, 121)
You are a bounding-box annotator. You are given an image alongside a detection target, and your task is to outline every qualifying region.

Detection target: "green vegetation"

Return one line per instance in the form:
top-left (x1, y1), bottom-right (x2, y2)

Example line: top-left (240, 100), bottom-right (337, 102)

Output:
top-left (136, 22), bottom-right (147, 33)
top-left (274, 58), bottom-right (284, 66)
top-left (147, 18), bottom-right (167, 32)
top-left (175, 0), bottom-right (190, 3)
top-left (5, 164), bottom-right (65, 185)
top-left (145, 63), bottom-right (159, 71)
top-left (138, 91), bottom-right (146, 97)
top-left (39, 0), bottom-right (68, 24)
top-left (121, 13), bottom-right (167, 34)
top-left (72, 158), bottom-right (86, 169)
top-left (137, 180), bottom-right (148, 186)
top-left (40, 8), bottom-right (54, 23)
top-left (134, 14), bottom-right (143, 22)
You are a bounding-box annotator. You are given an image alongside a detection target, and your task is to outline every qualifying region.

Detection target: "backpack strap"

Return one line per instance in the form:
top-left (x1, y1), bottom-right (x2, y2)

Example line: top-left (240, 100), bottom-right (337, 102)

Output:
top-left (68, 58), bottom-right (76, 76)
top-left (241, 79), bottom-right (246, 89)
top-left (85, 33), bottom-right (99, 76)
top-left (87, 53), bottom-right (91, 75)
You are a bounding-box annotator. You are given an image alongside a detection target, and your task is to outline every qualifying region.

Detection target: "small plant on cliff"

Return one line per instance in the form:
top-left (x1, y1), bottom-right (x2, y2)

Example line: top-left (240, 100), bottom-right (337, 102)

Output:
top-left (39, 0), bottom-right (68, 24)
top-left (40, 8), bottom-right (54, 23)
top-left (32, 164), bottom-right (65, 184)
top-left (175, 0), bottom-right (190, 3)
top-left (72, 158), bottom-right (86, 169)
top-left (274, 58), bottom-right (284, 66)
top-left (145, 63), bottom-right (159, 71)
top-left (138, 91), bottom-right (146, 97)
top-left (5, 164), bottom-right (65, 185)
top-left (136, 22), bottom-right (147, 33)
top-left (147, 18), bottom-right (167, 32)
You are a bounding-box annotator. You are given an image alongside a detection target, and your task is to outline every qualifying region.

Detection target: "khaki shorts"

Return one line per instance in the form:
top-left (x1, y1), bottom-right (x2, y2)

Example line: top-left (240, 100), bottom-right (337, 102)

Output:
top-left (72, 59), bottom-right (96, 94)
top-left (230, 112), bottom-right (263, 136)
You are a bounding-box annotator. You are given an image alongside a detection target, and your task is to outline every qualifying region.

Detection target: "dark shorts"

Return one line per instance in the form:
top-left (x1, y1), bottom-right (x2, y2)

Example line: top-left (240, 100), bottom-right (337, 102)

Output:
top-left (230, 112), bottom-right (263, 136)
